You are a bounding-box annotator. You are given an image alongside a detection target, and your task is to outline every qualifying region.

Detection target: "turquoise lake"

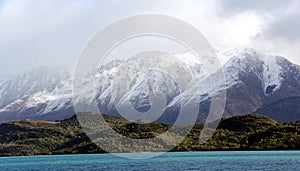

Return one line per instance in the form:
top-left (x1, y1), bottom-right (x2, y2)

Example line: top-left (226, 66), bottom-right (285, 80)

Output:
top-left (0, 151), bottom-right (299, 170)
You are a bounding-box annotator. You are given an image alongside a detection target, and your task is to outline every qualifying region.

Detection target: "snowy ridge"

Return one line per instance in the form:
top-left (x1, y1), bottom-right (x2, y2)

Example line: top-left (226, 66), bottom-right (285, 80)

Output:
top-left (0, 49), bottom-right (299, 123)
top-left (222, 48), bottom-right (263, 84)
top-left (96, 53), bottom-right (205, 115)
top-left (219, 48), bottom-right (285, 93)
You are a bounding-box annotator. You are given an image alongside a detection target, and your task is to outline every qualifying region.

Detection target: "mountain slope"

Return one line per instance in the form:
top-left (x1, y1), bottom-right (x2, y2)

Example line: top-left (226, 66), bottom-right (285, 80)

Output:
top-left (255, 97), bottom-right (300, 122)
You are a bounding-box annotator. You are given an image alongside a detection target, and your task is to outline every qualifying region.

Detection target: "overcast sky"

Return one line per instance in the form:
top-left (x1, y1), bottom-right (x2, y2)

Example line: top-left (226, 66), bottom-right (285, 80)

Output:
top-left (0, 0), bottom-right (300, 77)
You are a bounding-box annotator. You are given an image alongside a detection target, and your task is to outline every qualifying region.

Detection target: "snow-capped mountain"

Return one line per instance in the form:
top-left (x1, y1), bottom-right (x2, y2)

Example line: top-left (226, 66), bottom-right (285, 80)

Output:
top-left (0, 53), bottom-right (207, 123)
top-left (0, 67), bottom-right (74, 122)
top-left (0, 49), bottom-right (299, 123)
top-left (202, 49), bottom-right (300, 121)
top-left (222, 49), bottom-right (289, 94)
top-left (0, 66), bottom-right (70, 109)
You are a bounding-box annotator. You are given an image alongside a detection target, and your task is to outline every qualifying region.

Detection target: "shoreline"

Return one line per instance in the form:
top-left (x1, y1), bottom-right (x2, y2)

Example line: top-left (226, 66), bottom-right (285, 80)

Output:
top-left (2, 149), bottom-right (300, 158)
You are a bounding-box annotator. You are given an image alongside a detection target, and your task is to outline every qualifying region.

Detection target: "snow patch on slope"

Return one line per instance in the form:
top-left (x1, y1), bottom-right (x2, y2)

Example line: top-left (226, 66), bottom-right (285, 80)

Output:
top-left (262, 56), bottom-right (283, 94)
top-left (174, 51), bottom-right (203, 66)
top-left (23, 79), bottom-right (73, 115)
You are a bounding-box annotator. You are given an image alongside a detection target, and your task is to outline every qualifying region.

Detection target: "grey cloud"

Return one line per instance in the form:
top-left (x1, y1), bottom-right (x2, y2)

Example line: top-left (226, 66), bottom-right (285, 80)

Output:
top-left (220, 0), bottom-right (294, 16)
top-left (0, 0), bottom-right (165, 77)
top-left (1, 0), bottom-right (300, 77)
top-left (261, 13), bottom-right (300, 42)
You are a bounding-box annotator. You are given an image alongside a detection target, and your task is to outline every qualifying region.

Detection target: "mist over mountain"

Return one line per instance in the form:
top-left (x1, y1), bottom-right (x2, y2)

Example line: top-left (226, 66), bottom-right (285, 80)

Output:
top-left (0, 49), bottom-right (299, 124)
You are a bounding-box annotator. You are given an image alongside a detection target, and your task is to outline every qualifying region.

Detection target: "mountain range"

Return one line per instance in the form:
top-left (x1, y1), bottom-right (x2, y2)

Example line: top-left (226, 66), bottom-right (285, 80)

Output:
top-left (0, 48), bottom-right (299, 123)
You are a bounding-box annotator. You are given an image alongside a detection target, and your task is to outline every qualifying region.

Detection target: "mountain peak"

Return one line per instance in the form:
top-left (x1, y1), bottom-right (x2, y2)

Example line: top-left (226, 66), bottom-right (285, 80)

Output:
top-left (229, 48), bottom-right (262, 61)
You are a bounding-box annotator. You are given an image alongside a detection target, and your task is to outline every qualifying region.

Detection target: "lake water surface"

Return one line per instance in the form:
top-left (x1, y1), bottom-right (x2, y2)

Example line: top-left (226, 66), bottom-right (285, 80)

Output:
top-left (0, 151), bottom-right (299, 170)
